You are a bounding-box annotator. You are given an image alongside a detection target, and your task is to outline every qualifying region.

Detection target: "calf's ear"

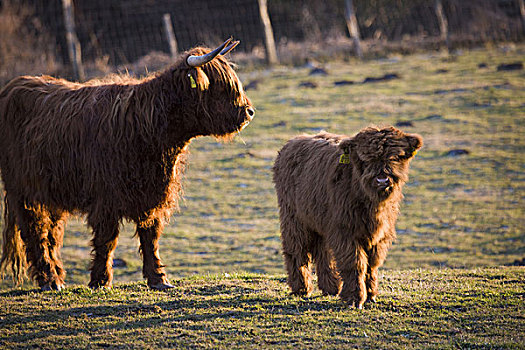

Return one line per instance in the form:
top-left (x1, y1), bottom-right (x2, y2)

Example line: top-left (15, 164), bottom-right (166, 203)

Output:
top-left (338, 138), bottom-right (355, 164)
top-left (405, 134), bottom-right (423, 158)
top-left (338, 138), bottom-right (353, 152)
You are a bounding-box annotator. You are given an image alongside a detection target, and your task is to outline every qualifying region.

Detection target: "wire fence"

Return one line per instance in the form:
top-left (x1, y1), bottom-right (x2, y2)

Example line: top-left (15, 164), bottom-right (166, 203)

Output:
top-left (0, 0), bottom-right (523, 82)
top-left (269, 0), bottom-right (523, 44)
top-left (24, 0), bottom-right (264, 65)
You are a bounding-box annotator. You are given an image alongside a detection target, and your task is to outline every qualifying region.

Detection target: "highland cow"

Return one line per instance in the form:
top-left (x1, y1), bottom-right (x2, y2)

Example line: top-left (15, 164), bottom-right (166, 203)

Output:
top-left (0, 38), bottom-right (254, 291)
top-left (273, 127), bottom-right (422, 308)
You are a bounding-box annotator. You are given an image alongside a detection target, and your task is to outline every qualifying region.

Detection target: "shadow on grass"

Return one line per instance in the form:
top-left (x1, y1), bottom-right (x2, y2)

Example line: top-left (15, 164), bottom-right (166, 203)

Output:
top-left (0, 288), bottom-right (40, 297)
top-left (2, 283), bottom-right (349, 344)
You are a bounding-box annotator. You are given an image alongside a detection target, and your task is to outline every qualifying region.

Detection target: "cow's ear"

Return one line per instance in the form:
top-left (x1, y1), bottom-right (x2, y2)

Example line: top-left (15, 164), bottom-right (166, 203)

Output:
top-left (186, 67), bottom-right (210, 91)
top-left (404, 134), bottom-right (423, 158)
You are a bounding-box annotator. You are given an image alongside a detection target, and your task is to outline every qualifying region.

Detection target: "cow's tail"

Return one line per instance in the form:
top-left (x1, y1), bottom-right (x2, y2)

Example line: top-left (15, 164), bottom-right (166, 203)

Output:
top-left (0, 195), bottom-right (26, 284)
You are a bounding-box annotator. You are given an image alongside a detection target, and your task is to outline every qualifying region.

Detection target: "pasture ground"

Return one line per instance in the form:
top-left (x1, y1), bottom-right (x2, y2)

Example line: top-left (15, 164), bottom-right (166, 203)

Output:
top-left (1, 268), bottom-right (523, 349)
top-left (1, 44), bottom-right (524, 348)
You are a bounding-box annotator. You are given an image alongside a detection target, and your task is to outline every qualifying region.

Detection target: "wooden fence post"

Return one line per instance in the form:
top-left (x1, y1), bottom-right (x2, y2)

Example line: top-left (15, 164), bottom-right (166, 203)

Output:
top-left (163, 13), bottom-right (178, 59)
top-left (61, 0), bottom-right (85, 81)
top-left (344, 0), bottom-right (363, 59)
top-left (519, 0), bottom-right (525, 35)
top-left (434, 0), bottom-right (450, 51)
top-left (257, 0), bottom-right (278, 65)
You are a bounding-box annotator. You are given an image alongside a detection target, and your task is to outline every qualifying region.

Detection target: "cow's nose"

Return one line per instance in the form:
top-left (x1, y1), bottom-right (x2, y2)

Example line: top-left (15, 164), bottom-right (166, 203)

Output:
top-left (246, 107), bottom-right (255, 118)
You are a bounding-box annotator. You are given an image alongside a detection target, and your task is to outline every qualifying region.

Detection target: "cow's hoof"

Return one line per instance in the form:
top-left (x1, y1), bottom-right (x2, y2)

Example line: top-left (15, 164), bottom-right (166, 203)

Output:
top-left (41, 281), bottom-right (65, 292)
top-left (149, 282), bottom-right (175, 290)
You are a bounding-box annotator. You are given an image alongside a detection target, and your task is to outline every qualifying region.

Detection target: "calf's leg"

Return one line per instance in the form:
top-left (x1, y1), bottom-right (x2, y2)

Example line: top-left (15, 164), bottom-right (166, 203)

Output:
top-left (332, 238), bottom-right (368, 308)
top-left (366, 240), bottom-right (390, 302)
top-left (280, 212), bottom-right (314, 297)
top-left (311, 236), bottom-right (341, 296)
top-left (135, 218), bottom-right (173, 290)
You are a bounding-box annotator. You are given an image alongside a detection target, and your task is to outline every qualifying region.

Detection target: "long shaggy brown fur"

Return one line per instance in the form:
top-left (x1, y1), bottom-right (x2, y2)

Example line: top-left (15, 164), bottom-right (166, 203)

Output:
top-left (273, 126), bottom-right (422, 308)
top-left (0, 45), bottom-right (254, 290)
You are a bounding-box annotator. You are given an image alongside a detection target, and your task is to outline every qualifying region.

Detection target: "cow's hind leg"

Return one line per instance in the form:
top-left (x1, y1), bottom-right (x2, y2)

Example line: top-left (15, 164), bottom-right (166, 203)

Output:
top-left (135, 218), bottom-right (173, 290)
top-left (14, 201), bottom-right (65, 290)
top-left (46, 212), bottom-right (67, 290)
top-left (311, 235), bottom-right (341, 296)
top-left (280, 211), bottom-right (314, 297)
top-left (88, 214), bottom-right (120, 289)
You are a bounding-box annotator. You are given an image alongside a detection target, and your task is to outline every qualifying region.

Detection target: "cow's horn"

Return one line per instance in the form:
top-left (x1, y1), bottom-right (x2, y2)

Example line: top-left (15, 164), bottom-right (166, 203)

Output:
top-left (186, 38), bottom-right (232, 67)
top-left (220, 40), bottom-right (240, 56)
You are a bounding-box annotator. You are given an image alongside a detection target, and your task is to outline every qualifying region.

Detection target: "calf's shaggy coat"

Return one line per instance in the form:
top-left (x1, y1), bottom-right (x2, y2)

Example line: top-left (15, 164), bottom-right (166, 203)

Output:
top-left (0, 39), bottom-right (254, 290)
top-left (273, 127), bottom-right (422, 308)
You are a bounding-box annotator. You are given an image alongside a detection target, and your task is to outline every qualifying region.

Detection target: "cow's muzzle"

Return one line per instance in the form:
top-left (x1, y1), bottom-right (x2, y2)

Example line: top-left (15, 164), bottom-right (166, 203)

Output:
top-left (246, 107), bottom-right (255, 119)
top-left (238, 106), bottom-right (255, 131)
top-left (375, 176), bottom-right (392, 191)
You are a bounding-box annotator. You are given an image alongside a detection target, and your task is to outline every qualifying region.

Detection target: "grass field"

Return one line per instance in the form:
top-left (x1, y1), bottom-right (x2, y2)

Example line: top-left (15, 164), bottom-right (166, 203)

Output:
top-left (1, 268), bottom-right (523, 349)
top-left (1, 45), bottom-right (524, 348)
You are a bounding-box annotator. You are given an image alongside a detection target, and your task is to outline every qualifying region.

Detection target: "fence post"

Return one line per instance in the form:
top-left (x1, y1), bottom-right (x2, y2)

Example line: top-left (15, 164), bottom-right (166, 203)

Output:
top-left (344, 0), bottom-right (363, 59)
top-left (257, 0), bottom-right (278, 65)
top-left (61, 0), bottom-right (85, 81)
top-left (519, 0), bottom-right (525, 35)
top-left (434, 0), bottom-right (450, 51)
top-left (163, 13), bottom-right (178, 59)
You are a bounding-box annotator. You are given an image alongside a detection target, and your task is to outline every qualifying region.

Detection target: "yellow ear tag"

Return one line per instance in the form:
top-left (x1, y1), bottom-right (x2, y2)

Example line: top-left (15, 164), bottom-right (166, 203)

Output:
top-left (412, 149), bottom-right (418, 157)
top-left (188, 74), bottom-right (197, 89)
top-left (339, 149), bottom-right (350, 164)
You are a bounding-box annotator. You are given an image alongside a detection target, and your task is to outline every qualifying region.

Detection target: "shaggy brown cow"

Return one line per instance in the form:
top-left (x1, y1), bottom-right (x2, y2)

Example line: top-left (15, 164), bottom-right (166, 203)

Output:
top-left (0, 38), bottom-right (254, 291)
top-left (273, 126), bottom-right (422, 308)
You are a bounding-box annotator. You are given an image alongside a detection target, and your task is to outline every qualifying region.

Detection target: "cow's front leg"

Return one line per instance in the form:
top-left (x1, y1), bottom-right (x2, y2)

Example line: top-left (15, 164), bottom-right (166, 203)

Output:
top-left (136, 218), bottom-right (173, 290)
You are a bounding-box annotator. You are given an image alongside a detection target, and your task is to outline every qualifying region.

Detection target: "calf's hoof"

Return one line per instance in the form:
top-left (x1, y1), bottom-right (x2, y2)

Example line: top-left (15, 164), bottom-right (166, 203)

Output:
top-left (320, 284), bottom-right (341, 296)
top-left (290, 291), bottom-right (311, 298)
top-left (290, 287), bottom-right (313, 298)
top-left (348, 300), bottom-right (365, 309)
top-left (341, 293), bottom-right (366, 309)
top-left (88, 280), bottom-right (112, 289)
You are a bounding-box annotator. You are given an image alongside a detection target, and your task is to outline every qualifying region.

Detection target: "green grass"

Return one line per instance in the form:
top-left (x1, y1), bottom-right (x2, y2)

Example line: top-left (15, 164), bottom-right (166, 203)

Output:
top-left (1, 45), bottom-right (524, 348)
top-left (1, 268), bottom-right (523, 349)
